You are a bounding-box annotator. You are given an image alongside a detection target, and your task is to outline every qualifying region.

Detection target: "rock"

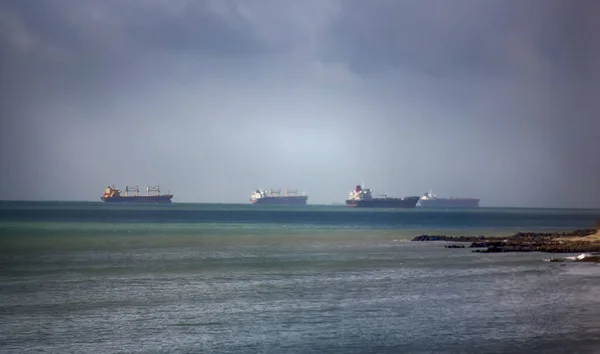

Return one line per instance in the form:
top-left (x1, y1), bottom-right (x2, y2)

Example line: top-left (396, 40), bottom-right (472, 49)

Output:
top-left (574, 256), bottom-right (600, 263)
top-left (445, 244), bottom-right (465, 249)
top-left (470, 242), bottom-right (488, 248)
top-left (412, 226), bottom-right (600, 254)
top-left (544, 255), bottom-right (600, 263)
top-left (471, 241), bottom-right (600, 254)
top-left (411, 234), bottom-right (503, 243)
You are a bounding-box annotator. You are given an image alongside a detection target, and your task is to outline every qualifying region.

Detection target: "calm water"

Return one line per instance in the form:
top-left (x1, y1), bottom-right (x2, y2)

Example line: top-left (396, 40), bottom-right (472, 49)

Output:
top-left (1, 202), bottom-right (600, 353)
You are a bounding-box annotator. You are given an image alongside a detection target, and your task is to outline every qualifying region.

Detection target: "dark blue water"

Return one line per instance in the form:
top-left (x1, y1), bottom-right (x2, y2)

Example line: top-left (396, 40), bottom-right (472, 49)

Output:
top-left (1, 202), bottom-right (600, 353)
top-left (2, 202), bottom-right (599, 231)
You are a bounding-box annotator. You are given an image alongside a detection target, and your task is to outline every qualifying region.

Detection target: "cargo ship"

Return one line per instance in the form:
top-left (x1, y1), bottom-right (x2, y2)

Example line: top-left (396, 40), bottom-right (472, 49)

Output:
top-left (345, 184), bottom-right (420, 208)
top-left (417, 191), bottom-right (480, 209)
top-left (101, 185), bottom-right (173, 203)
top-left (250, 188), bottom-right (308, 205)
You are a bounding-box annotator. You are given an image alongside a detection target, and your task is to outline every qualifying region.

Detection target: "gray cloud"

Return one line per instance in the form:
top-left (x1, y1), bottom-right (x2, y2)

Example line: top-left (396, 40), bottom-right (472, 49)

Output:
top-left (1, 0), bottom-right (599, 207)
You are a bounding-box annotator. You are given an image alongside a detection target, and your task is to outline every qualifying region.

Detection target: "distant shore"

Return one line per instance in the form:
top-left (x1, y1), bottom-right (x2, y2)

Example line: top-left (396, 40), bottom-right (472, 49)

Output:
top-left (411, 225), bottom-right (600, 260)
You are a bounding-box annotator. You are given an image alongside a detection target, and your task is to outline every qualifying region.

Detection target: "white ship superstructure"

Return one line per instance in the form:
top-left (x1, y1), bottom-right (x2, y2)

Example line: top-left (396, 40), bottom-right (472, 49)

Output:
top-left (250, 189), bottom-right (268, 202)
top-left (347, 184), bottom-right (373, 201)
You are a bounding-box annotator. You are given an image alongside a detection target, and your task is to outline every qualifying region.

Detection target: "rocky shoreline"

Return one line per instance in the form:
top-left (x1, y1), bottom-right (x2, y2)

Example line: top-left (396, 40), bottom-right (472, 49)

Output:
top-left (411, 228), bottom-right (600, 258)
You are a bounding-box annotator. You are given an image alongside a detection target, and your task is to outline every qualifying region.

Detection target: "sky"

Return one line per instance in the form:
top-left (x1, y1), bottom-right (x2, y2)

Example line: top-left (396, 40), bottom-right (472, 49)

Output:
top-left (0, 0), bottom-right (599, 207)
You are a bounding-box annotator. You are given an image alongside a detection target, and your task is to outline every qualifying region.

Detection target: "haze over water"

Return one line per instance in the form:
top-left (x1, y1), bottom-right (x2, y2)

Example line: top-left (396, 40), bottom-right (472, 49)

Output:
top-left (1, 0), bottom-right (600, 352)
top-left (2, 202), bottom-right (600, 353)
top-left (2, 1), bottom-right (600, 207)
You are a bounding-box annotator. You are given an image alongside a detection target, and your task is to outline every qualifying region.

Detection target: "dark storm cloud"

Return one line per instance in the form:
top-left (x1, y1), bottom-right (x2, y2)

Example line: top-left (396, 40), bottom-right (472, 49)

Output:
top-left (322, 0), bottom-right (597, 79)
top-left (321, 0), bottom-right (510, 77)
top-left (0, 0), bottom-right (599, 207)
top-left (0, 1), bottom-right (277, 85)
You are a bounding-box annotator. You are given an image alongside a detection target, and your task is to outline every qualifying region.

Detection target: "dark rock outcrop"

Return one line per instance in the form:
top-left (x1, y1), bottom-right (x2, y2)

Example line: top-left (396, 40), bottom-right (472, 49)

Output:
top-left (445, 244), bottom-right (465, 249)
top-left (546, 255), bottom-right (600, 263)
top-left (411, 235), bottom-right (489, 242)
top-left (575, 256), bottom-right (600, 263)
top-left (411, 227), bottom-right (600, 254)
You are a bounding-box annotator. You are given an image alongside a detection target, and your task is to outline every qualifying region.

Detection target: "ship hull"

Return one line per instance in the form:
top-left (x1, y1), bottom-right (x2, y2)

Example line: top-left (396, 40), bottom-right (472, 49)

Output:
top-left (417, 198), bottom-right (480, 209)
top-left (345, 196), bottom-right (420, 208)
top-left (251, 196), bottom-right (308, 205)
top-left (101, 195), bottom-right (173, 203)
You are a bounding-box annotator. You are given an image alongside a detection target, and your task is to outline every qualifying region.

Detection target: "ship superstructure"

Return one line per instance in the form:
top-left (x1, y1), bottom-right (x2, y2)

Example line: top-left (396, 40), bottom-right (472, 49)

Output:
top-left (417, 191), bottom-right (480, 209)
top-left (101, 185), bottom-right (173, 203)
top-left (345, 184), bottom-right (420, 208)
top-left (250, 188), bottom-right (308, 205)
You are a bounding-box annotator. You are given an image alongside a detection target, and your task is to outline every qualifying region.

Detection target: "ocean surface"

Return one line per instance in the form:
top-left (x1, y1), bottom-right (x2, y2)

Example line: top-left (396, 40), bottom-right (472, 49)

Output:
top-left (1, 202), bottom-right (600, 353)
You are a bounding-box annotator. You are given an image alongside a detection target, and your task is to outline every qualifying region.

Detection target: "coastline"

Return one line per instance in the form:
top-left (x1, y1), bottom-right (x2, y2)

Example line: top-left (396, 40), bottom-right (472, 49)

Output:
top-left (411, 223), bottom-right (600, 262)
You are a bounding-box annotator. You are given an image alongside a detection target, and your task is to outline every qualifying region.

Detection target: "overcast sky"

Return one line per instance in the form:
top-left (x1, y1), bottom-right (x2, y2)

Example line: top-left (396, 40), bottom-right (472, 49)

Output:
top-left (0, 0), bottom-right (599, 207)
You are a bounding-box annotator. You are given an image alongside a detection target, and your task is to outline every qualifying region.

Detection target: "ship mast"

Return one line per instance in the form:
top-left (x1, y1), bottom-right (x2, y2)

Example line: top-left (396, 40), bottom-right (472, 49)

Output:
top-left (146, 185), bottom-right (161, 196)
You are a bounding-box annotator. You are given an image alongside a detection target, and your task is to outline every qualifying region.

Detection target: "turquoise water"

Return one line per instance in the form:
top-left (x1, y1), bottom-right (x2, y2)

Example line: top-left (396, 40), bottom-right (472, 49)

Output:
top-left (1, 202), bottom-right (600, 353)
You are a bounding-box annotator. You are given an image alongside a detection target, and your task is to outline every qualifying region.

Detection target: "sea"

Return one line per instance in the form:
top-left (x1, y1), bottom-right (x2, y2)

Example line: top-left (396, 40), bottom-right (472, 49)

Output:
top-left (1, 201), bottom-right (600, 353)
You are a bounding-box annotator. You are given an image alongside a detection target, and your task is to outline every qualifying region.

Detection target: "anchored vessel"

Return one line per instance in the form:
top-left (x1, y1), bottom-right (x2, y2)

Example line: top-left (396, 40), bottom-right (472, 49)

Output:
top-left (250, 188), bottom-right (308, 205)
top-left (101, 185), bottom-right (173, 203)
top-left (345, 184), bottom-right (420, 208)
top-left (417, 191), bottom-right (480, 208)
